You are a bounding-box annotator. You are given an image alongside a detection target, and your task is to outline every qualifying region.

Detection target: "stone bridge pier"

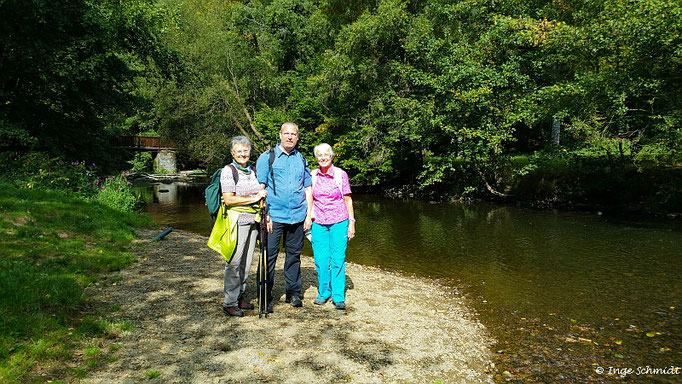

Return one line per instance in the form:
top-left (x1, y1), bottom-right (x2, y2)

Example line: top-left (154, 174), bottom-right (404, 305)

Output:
top-left (152, 149), bottom-right (177, 174)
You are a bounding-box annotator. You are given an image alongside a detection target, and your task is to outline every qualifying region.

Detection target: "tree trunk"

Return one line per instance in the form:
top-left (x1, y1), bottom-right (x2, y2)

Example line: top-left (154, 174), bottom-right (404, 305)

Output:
top-left (551, 118), bottom-right (560, 146)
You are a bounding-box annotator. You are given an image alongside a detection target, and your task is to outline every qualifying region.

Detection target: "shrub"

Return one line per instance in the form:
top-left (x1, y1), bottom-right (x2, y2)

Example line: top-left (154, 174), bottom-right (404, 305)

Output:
top-left (128, 152), bottom-right (152, 173)
top-left (94, 173), bottom-right (137, 212)
top-left (5, 152), bottom-right (101, 197)
top-left (1, 153), bottom-right (141, 213)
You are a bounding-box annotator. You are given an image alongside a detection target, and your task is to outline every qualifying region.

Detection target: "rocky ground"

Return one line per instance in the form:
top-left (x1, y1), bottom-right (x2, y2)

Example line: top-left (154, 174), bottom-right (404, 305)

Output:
top-left (83, 228), bottom-right (493, 383)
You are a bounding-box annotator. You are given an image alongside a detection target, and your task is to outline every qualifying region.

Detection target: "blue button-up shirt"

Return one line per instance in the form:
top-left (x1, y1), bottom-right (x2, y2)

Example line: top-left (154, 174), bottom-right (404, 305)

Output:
top-left (256, 145), bottom-right (312, 224)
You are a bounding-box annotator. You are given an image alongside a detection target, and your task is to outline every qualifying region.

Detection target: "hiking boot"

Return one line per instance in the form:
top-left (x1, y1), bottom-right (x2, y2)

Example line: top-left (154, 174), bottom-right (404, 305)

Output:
top-left (266, 302), bottom-right (274, 313)
top-left (287, 294), bottom-right (302, 308)
top-left (222, 305), bottom-right (244, 317)
top-left (284, 293), bottom-right (298, 303)
top-left (313, 297), bottom-right (329, 306)
top-left (333, 301), bottom-right (346, 310)
top-left (238, 299), bottom-right (254, 310)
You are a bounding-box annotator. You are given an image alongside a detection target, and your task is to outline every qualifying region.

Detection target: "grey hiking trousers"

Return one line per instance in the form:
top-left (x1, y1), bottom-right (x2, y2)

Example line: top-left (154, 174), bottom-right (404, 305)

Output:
top-left (223, 223), bottom-right (257, 307)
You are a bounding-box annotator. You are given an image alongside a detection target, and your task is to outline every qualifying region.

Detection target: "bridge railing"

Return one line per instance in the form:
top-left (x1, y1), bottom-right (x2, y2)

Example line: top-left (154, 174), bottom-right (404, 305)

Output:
top-left (111, 136), bottom-right (176, 149)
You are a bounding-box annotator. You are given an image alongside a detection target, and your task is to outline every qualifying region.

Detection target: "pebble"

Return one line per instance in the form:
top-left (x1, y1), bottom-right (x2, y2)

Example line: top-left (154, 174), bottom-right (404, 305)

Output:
top-left (82, 228), bottom-right (493, 383)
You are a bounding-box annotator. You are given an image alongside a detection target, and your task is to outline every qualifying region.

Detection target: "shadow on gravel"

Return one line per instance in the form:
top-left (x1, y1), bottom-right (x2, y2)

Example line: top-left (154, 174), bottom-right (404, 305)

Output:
top-left (86, 229), bottom-right (400, 383)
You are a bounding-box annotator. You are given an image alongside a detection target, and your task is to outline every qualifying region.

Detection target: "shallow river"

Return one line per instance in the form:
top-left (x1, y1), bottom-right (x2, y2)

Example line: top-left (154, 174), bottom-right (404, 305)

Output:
top-left (135, 182), bottom-right (682, 382)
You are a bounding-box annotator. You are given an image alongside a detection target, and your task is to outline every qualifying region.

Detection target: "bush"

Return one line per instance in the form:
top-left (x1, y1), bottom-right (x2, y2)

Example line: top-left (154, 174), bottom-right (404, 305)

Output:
top-left (506, 149), bottom-right (682, 212)
top-left (3, 152), bottom-right (101, 197)
top-left (128, 152), bottom-right (152, 173)
top-left (94, 173), bottom-right (137, 212)
top-left (0, 152), bottom-right (140, 213)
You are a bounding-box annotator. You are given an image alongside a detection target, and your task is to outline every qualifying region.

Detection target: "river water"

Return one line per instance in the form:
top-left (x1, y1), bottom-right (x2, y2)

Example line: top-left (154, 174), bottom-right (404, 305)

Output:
top-left (135, 182), bottom-right (682, 382)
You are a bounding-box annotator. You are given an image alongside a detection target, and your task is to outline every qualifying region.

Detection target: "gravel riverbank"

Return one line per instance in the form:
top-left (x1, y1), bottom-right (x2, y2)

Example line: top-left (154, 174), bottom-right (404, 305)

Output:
top-left (84, 228), bottom-right (493, 383)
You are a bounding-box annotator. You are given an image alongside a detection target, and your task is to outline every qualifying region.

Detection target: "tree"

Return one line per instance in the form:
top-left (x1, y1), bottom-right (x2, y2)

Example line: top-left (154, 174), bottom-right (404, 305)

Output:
top-left (0, 0), bottom-right (174, 169)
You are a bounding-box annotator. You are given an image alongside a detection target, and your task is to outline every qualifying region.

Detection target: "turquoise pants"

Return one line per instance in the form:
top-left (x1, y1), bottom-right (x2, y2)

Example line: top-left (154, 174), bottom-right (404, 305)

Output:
top-left (311, 220), bottom-right (349, 303)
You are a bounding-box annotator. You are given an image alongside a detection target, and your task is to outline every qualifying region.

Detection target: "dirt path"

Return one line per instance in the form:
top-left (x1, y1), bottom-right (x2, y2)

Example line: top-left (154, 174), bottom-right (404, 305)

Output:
top-left (84, 229), bottom-right (493, 383)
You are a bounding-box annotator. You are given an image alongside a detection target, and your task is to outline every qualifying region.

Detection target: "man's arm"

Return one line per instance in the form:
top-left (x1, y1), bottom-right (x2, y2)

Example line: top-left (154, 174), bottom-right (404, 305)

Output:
top-left (256, 153), bottom-right (275, 233)
top-left (303, 186), bottom-right (313, 231)
top-left (255, 152), bottom-right (269, 185)
top-left (260, 182), bottom-right (274, 234)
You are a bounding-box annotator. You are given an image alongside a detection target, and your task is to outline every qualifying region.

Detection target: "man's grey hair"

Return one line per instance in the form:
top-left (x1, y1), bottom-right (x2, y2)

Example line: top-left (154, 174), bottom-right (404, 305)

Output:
top-left (230, 136), bottom-right (251, 152)
top-left (314, 143), bottom-right (334, 157)
top-left (280, 122), bottom-right (299, 133)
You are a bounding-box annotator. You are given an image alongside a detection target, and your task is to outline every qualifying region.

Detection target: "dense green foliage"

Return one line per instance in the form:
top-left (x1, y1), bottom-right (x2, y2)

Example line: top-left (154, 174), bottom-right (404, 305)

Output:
top-left (2, 0), bottom-right (680, 209)
top-left (0, 0), bottom-right (176, 170)
top-left (151, 0), bottom-right (682, 209)
top-left (94, 173), bottom-right (139, 212)
top-left (0, 181), bottom-right (153, 382)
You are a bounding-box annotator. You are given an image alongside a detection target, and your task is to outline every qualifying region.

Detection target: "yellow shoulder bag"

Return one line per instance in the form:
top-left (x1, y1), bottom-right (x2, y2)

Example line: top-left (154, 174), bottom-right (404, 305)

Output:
top-left (207, 204), bottom-right (259, 262)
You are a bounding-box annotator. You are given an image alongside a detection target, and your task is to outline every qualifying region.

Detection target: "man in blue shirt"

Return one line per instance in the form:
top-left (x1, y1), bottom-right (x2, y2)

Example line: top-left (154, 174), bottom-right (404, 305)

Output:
top-left (256, 122), bottom-right (312, 311)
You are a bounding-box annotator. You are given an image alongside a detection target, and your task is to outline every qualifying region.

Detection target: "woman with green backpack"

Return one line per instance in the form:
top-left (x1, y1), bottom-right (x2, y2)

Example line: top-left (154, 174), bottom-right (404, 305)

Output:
top-left (217, 136), bottom-right (267, 317)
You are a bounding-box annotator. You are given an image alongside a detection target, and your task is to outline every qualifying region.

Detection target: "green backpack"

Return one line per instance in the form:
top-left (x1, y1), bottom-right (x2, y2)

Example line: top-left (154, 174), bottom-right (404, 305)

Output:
top-left (205, 168), bottom-right (223, 216)
top-left (205, 164), bottom-right (257, 216)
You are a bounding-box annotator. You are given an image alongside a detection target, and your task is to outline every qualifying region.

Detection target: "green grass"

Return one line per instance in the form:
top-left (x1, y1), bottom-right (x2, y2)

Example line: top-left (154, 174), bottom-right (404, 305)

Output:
top-left (145, 369), bottom-right (161, 379)
top-left (0, 181), bottom-right (154, 383)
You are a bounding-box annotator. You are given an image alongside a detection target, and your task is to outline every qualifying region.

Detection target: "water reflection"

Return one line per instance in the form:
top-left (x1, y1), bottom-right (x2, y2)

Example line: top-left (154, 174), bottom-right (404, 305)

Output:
top-left (351, 196), bottom-right (681, 323)
top-left (154, 183), bottom-right (177, 204)
top-left (134, 182), bottom-right (212, 235)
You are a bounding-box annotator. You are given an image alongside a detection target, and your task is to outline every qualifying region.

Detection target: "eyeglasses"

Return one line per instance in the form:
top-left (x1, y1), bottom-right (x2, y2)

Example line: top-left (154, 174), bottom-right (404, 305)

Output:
top-left (232, 150), bottom-right (250, 155)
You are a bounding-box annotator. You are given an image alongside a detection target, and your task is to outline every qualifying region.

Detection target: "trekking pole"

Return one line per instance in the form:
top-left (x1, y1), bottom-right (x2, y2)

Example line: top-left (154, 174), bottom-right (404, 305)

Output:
top-left (258, 199), bottom-right (269, 318)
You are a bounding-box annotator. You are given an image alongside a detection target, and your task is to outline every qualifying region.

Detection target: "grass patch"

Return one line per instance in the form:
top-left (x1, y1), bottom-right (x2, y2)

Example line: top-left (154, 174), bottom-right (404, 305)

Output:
top-left (83, 345), bottom-right (101, 358)
top-left (145, 369), bottom-right (161, 379)
top-left (0, 181), bottom-right (154, 383)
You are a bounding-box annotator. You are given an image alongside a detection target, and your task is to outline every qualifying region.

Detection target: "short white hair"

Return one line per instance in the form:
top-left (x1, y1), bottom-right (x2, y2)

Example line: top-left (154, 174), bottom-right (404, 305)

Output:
top-left (230, 136), bottom-right (251, 152)
top-left (314, 143), bottom-right (334, 157)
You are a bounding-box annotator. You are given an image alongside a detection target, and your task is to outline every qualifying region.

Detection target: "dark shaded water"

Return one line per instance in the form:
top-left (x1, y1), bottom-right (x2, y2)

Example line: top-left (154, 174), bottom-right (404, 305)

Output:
top-left (136, 182), bottom-right (682, 382)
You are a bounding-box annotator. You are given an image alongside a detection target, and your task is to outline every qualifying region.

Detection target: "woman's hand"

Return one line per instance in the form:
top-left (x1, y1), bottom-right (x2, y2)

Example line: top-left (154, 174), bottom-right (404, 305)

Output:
top-left (257, 190), bottom-right (268, 200)
top-left (303, 215), bottom-right (313, 231)
top-left (347, 220), bottom-right (355, 240)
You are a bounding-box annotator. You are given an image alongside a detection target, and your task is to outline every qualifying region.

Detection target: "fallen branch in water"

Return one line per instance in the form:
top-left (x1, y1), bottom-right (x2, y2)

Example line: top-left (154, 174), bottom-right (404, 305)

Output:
top-left (477, 167), bottom-right (513, 198)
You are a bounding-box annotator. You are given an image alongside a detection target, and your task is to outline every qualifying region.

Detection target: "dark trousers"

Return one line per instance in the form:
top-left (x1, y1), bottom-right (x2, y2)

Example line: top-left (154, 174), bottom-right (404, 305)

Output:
top-left (259, 221), bottom-right (304, 302)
